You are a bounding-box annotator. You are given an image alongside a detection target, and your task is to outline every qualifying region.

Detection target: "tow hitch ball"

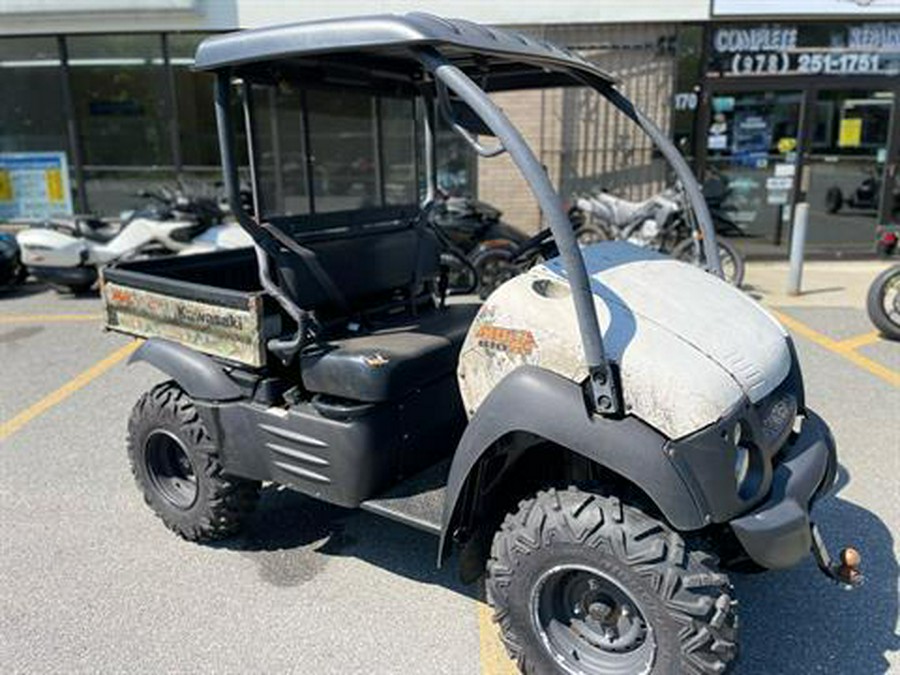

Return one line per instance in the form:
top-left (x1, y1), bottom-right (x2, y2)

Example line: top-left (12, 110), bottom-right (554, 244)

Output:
top-left (811, 523), bottom-right (863, 589)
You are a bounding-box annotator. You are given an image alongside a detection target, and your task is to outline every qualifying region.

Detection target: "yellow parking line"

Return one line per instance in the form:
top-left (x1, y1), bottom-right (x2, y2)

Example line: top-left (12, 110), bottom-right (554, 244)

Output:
top-left (478, 601), bottom-right (517, 675)
top-left (834, 330), bottom-right (882, 351)
top-left (0, 340), bottom-right (140, 443)
top-left (0, 313), bottom-right (102, 324)
top-left (771, 310), bottom-right (899, 388)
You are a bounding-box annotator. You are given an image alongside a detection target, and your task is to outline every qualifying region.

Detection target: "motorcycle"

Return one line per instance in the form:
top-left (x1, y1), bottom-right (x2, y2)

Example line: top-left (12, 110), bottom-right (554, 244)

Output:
top-left (0, 232), bottom-right (28, 292)
top-left (826, 171), bottom-right (881, 214)
top-left (570, 187), bottom-right (746, 286)
top-left (17, 186), bottom-right (251, 294)
top-left (429, 194), bottom-right (527, 295)
top-left (867, 264), bottom-right (900, 341)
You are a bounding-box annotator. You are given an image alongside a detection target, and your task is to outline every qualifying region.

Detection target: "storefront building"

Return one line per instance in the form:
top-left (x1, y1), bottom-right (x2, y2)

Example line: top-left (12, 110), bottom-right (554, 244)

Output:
top-left (675, 2), bottom-right (900, 257)
top-left (1, 0), bottom-right (898, 257)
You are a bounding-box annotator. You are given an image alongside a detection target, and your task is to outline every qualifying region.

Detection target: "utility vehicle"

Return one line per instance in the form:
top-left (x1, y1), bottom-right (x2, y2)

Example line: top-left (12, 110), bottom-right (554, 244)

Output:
top-left (101, 14), bottom-right (860, 674)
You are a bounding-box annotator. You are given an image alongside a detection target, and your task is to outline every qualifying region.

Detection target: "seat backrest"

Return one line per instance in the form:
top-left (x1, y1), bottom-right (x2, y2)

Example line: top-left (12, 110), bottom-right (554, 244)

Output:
top-left (272, 207), bottom-right (439, 318)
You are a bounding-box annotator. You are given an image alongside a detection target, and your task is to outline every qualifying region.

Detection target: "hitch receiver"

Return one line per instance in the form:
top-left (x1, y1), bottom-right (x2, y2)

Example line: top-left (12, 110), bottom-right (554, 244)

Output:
top-left (810, 523), bottom-right (863, 589)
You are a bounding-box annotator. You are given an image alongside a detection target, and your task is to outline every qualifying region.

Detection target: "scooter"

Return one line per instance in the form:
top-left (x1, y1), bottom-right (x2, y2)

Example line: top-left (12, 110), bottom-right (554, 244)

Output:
top-left (17, 187), bottom-right (251, 294)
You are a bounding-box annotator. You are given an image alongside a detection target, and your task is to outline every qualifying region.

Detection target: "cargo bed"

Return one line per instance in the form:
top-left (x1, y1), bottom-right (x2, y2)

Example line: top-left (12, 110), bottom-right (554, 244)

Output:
top-left (102, 249), bottom-right (279, 367)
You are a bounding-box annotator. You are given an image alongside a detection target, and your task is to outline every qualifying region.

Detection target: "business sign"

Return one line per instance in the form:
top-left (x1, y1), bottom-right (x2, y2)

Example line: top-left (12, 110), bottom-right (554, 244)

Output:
top-left (0, 152), bottom-right (73, 220)
top-left (713, 0), bottom-right (900, 16)
top-left (709, 22), bottom-right (900, 76)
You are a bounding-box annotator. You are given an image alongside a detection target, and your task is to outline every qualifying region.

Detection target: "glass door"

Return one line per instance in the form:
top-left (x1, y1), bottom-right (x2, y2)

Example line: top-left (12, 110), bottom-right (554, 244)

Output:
top-left (704, 89), bottom-right (803, 256)
top-left (804, 89), bottom-right (896, 255)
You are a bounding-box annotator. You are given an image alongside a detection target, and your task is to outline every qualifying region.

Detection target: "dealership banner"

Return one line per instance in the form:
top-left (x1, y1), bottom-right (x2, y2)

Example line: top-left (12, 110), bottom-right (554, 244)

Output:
top-left (0, 152), bottom-right (74, 220)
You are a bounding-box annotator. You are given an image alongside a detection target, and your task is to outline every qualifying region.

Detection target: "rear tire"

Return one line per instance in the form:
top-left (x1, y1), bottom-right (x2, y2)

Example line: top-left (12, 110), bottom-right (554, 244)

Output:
top-left (127, 382), bottom-right (260, 541)
top-left (487, 487), bottom-right (737, 675)
top-left (866, 265), bottom-right (900, 341)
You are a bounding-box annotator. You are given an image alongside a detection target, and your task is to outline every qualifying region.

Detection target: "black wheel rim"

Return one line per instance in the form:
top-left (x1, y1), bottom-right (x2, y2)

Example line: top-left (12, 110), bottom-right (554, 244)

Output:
top-left (531, 564), bottom-right (655, 675)
top-left (144, 430), bottom-right (199, 510)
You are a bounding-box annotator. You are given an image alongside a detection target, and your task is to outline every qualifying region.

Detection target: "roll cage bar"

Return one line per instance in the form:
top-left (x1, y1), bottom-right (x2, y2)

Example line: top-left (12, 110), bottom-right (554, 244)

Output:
top-left (212, 41), bottom-right (722, 418)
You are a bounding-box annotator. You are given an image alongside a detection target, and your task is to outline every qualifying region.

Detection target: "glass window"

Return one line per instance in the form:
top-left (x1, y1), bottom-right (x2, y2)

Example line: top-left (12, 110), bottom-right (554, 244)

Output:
top-left (0, 37), bottom-right (68, 155)
top-left (307, 89), bottom-right (378, 213)
top-left (66, 34), bottom-right (170, 167)
top-left (435, 115), bottom-right (477, 197)
top-left (252, 83), bottom-right (310, 217)
top-left (167, 32), bottom-right (219, 168)
top-left (380, 96), bottom-right (418, 206)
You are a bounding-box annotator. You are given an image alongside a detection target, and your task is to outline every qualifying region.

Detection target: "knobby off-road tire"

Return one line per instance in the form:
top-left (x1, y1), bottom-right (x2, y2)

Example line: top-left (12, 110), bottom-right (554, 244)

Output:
top-left (127, 381), bottom-right (260, 541)
top-left (487, 488), bottom-right (737, 675)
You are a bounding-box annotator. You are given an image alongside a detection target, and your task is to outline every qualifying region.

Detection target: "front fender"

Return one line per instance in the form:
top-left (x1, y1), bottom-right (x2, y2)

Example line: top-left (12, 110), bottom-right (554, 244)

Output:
top-left (129, 338), bottom-right (242, 401)
top-left (439, 366), bottom-right (706, 562)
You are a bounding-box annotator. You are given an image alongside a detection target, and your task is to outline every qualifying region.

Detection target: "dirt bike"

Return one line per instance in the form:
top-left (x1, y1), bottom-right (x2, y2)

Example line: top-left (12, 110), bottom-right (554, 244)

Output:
top-left (570, 187), bottom-right (746, 286)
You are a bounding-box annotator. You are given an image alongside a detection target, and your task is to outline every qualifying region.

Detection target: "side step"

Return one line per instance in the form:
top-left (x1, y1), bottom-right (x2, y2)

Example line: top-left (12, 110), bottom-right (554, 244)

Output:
top-left (360, 459), bottom-right (450, 536)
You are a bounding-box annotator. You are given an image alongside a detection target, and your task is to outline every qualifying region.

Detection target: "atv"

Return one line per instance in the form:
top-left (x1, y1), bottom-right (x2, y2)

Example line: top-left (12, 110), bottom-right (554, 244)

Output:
top-left (101, 14), bottom-right (860, 674)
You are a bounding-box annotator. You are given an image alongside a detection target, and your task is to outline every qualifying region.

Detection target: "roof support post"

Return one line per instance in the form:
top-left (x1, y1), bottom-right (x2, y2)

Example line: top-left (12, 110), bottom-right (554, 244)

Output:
top-left (417, 48), bottom-right (620, 416)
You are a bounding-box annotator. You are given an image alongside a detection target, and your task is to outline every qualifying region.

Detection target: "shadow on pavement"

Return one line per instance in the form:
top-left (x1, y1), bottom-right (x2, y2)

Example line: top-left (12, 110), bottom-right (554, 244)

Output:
top-left (733, 467), bottom-right (899, 674)
top-left (216, 484), bottom-right (472, 596)
top-left (0, 280), bottom-right (49, 298)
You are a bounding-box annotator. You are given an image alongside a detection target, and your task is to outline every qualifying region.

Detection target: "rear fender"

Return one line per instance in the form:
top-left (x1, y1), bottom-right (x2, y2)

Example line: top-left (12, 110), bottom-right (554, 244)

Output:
top-left (128, 338), bottom-right (242, 401)
top-left (438, 366), bottom-right (706, 563)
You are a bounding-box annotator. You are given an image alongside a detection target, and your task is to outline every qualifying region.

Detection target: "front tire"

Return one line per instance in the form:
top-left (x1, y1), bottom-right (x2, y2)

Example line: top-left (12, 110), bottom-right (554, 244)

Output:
top-left (127, 382), bottom-right (260, 541)
top-left (866, 265), bottom-right (900, 341)
top-left (487, 488), bottom-right (737, 675)
top-left (672, 237), bottom-right (745, 288)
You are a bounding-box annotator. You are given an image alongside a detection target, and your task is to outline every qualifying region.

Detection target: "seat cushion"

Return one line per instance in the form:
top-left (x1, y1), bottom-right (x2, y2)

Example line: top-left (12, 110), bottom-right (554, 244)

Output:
top-left (301, 303), bottom-right (478, 402)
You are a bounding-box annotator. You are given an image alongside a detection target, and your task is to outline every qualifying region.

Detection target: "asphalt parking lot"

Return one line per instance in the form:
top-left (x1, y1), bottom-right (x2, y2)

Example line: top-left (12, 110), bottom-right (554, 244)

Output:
top-left (1, 265), bottom-right (898, 675)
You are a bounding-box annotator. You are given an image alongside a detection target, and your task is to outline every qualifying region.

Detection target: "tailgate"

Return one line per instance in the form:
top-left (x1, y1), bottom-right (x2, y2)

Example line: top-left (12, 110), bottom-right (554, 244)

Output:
top-left (101, 257), bottom-right (268, 368)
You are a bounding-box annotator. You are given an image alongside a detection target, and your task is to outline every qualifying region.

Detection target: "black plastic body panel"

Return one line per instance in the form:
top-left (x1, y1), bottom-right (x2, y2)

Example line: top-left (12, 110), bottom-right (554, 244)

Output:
top-left (438, 366), bottom-right (706, 561)
top-left (667, 344), bottom-right (804, 524)
top-left (729, 411), bottom-right (836, 570)
top-left (197, 372), bottom-right (466, 508)
top-left (129, 338), bottom-right (243, 401)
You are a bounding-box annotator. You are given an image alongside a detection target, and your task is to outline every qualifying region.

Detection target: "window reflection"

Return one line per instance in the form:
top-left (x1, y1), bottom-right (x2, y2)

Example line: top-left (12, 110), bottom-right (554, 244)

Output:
top-left (67, 34), bottom-right (170, 167)
top-left (0, 38), bottom-right (68, 154)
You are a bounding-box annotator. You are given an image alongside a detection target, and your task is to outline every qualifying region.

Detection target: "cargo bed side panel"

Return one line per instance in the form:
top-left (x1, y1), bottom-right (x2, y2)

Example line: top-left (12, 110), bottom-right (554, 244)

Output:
top-left (104, 281), bottom-right (266, 367)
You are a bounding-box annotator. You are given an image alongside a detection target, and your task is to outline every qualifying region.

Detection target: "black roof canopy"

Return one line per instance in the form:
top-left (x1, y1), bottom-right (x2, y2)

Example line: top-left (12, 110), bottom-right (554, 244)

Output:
top-left (194, 12), bottom-right (615, 91)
